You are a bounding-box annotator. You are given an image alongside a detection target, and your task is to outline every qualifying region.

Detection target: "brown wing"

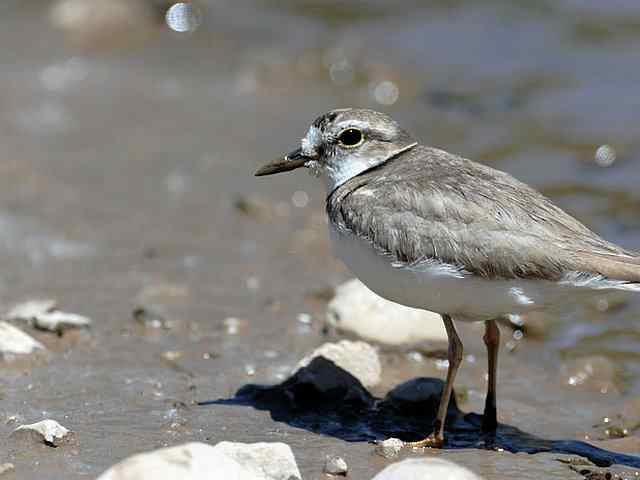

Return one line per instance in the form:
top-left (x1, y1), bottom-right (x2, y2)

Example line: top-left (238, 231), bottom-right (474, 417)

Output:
top-left (573, 251), bottom-right (640, 282)
top-left (328, 146), bottom-right (640, 282)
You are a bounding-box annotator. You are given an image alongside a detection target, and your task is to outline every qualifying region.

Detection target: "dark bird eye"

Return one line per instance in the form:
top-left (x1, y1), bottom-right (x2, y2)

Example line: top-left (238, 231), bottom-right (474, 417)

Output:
top-left (337, 128), bottom-right (364, 148)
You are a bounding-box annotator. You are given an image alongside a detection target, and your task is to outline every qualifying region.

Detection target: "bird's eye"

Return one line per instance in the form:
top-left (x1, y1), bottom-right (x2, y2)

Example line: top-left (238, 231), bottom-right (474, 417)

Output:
top-left (337, 128), bottom-right (364, 148)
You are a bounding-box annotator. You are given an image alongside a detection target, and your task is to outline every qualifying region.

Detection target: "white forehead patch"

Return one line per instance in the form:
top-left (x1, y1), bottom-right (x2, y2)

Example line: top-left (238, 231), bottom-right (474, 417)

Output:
top-left (301, 126), bottom-right (321, 157)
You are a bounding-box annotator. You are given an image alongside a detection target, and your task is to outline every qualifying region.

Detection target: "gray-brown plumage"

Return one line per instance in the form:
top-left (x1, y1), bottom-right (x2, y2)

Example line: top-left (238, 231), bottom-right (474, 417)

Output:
top-left (327, 144), bottom-right (640, 283)
top-left (255, 108), bottom-right (640, 449)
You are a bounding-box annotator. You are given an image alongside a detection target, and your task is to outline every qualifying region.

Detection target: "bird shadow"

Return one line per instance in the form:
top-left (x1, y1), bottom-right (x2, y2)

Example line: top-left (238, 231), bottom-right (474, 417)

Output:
top-left (200, 357), bottom-right (640, 468)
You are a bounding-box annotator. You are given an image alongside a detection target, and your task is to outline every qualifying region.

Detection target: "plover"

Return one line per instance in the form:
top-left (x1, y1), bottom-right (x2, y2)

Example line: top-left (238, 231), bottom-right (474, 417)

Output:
top-left (255, 108), bottom-right (640, 447)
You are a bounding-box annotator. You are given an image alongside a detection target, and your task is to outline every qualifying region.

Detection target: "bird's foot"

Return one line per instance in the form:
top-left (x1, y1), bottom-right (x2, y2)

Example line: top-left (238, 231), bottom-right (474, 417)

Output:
top-left (481, 418), bottom-right (497, 433)
top-left (405, 433), bottom-right (444, 449)
top-left (482, 404), bottom-right (497, 433)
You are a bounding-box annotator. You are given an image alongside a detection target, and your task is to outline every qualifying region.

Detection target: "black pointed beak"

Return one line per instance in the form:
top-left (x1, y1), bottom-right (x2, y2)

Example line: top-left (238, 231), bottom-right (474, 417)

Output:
top-left (255, 148), bottom-right (309, 176)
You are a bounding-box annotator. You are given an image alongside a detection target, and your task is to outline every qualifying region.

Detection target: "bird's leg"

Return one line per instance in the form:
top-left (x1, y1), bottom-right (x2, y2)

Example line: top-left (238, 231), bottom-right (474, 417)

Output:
top-left (482, 319), bottom-right (500, 432)
top-left (407, 314), bottom-right (462, 448)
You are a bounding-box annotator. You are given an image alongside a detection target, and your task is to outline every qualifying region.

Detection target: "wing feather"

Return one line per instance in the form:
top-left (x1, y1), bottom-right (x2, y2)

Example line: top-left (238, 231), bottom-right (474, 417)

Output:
top-left (327, 146), bottom-right (640, 282)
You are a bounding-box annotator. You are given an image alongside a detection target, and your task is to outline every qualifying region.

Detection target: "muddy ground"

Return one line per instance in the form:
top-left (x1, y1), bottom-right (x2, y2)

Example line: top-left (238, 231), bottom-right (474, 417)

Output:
top-left (1, 1), bottom-right (640, 478)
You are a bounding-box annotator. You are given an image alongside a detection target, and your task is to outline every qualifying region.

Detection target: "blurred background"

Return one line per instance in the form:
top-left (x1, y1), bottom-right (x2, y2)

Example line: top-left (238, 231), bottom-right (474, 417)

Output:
top-left (1, 1), bottom-right (640, 478)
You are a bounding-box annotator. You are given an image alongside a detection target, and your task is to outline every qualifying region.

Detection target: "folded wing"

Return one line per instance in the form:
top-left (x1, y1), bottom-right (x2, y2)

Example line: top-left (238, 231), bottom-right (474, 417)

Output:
top-left (328, 146), bottom-right (640, 283)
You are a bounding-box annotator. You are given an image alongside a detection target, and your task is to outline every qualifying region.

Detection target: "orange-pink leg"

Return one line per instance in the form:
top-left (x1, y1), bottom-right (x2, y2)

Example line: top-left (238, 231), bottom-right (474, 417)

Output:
top-left (407, 314), bottom-right (462, 448)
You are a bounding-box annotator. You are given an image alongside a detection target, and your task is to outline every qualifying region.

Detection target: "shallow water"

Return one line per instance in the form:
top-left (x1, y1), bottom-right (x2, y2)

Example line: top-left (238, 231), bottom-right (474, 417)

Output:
top-left (0, 1), bottom-right (639, 478)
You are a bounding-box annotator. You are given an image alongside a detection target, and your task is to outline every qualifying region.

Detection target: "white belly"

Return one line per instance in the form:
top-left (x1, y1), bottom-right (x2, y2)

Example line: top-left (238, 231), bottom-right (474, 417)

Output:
top-left (329, 225), bottom-right (628, 321)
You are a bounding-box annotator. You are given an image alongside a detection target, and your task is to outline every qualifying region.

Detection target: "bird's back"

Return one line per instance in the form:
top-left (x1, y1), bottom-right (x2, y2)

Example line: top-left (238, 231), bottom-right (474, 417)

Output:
top-left (328, 145), bottom-right (640, 283)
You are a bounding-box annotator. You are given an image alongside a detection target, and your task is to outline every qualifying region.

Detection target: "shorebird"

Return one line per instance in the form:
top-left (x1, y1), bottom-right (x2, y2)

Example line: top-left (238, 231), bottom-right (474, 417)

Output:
top-left (255, 108), bottom-right (640, 447)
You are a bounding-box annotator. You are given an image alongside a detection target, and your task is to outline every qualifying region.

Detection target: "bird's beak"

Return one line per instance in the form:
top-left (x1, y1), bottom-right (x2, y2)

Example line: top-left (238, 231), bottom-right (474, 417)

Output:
top-left (254, 148), bottom-right (310, 176)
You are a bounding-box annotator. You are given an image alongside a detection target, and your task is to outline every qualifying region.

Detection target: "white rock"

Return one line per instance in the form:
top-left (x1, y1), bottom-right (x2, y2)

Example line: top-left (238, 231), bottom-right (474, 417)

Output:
top-left (6, 299), bottom-right (57, 320)
top-left (212, 441), bottom-right (302, 480)
top-left (296, 340), bottom-right (381, 388)
top-left (324, 455), bottom-right (348, 476)
top-left (0, 463), bottom-right (15, 475)
top-left (327, 279), bottom-right (447, 346)
top-left (372, 458), bottom-right (483, 480)
top-left (0, 321), bottom-right (44, 354)
top-left (31, 310), bottom-right (92, 331)
top-left (13, 419), bottom-right (70, 444)
top-left (97, 442), bottom-right (255, 480)
top-left (6, 299), bottom-right (91, 331)
top-left (375, 438), bottom-right (404, 459)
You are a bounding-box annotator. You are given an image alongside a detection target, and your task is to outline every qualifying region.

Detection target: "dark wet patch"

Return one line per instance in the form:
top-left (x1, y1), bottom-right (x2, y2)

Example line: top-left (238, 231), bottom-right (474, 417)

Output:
top-left (202, 357), bottom-right (640, 468)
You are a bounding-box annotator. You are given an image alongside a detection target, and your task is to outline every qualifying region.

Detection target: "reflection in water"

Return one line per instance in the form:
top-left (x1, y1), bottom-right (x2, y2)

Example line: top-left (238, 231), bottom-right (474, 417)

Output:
top-left (595, 144), bottom-right (617, 167)
top-left (165, 2), bottom-right (202, 33)
top-left (202, 358), bottom-right (640, 468)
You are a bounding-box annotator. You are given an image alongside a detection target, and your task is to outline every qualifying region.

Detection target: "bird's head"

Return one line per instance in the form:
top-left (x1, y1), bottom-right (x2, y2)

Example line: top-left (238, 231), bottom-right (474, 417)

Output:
top-left (255, 108), bottom-right (417, 191)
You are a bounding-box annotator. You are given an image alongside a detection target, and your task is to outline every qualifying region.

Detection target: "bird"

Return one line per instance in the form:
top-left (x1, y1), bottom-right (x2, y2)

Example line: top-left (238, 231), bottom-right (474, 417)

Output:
top-left (255, 108), bottom-right (640, 448)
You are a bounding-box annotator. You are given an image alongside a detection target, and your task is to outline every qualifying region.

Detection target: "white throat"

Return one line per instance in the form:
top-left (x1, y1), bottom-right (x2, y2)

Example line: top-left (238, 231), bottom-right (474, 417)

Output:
top-left (321, 142), bottom-right (418, 192)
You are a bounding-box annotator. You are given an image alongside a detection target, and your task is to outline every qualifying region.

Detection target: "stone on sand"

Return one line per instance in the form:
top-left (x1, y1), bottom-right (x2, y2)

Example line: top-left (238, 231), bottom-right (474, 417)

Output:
top-left (97, 443), bottom-right (251, 480)
top-left (212, 441), bottom-right (301, 480)
top-left (296, 340), bottom-right (381, 388)
top-left (372, 458), bottom-right (482, 480)
top-left (97, 441), bottom-right (302, 480)
top-left (327, 279), bottom-right (446, 346)
top-left (375, 438), bottom-right (404, 459)
top-left (5, 299), bottom-right (57, 321)
top-left (12, 419), bottom-right (70, 445)
top-left (6, 299), bottom-right (91, 332)
top-left (0, 321), bottom-right (44, 355)
top-left (323, 455), bottom-right (348, 476)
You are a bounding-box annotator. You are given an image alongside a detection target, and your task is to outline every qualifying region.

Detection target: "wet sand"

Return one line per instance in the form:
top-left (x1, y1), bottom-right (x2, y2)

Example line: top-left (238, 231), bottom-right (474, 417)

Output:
top-left (1, 1), bottom-right (640, 478)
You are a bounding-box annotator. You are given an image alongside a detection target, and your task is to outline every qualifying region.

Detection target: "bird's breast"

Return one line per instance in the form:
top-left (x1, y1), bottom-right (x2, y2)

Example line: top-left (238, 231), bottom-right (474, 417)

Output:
top-left (327, 223), bottom-right (558, 320)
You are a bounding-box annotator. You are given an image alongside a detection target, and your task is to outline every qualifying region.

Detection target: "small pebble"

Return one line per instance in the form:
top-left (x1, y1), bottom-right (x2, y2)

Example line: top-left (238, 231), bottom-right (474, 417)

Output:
top-left (375, 438), bottom-right (404, 459)
top-left (407, 351), bottom-right (424, 362)
top-left (435, 359), bottom-right (450, 370)
top-left (6, 299), bottom-right (91, 332)
top-left (31, 311), bottom-right (92, 332)
top-left (12, 419), bottom-right (70, 446)
top-left (6, 299), bottom-right (57, 321)
top-left (324, 455), bottom-right (348, 476)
